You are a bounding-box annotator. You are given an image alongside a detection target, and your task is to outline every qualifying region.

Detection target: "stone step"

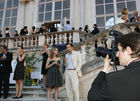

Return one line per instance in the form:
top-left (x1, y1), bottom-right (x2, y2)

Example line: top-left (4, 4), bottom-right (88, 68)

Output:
top-left (9, 86), bottom-right (45, 92)
top-left (8, 91), bottom-right (46, 97)
top-left (0, 97), bottom-right (62, 101)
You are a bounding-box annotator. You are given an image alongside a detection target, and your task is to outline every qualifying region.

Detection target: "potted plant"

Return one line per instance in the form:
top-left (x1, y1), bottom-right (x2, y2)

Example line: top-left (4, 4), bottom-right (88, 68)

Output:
top-left (24, 53), bottom-right (42, 86)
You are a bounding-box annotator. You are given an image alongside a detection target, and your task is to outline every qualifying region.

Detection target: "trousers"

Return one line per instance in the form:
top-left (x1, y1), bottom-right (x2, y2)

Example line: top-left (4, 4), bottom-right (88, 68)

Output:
top-left (65, 70), bottom-right (79, 101)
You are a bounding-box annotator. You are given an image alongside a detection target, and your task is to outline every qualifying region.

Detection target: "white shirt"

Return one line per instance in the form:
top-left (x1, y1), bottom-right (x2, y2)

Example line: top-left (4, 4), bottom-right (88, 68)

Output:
top-left (66, 53), bottom-right (75, 69)
top-left (64, 24), bottom-right (72, 31)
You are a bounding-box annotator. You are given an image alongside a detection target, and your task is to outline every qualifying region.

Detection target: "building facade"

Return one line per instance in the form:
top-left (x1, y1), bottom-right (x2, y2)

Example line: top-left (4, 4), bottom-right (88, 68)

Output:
top-left (0, 0), bottom-right (140, 34)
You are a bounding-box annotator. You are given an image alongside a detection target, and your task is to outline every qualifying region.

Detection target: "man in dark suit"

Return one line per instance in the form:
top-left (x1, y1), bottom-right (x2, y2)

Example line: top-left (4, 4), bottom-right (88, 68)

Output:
top-left (91, 24), bottom-right (100, 49)
top-left (91, 24), bottom-right (100, 35)
top-left (0, 46), bottom-right (13, 99)
top-left (88, 32), bottom-right (140, 101)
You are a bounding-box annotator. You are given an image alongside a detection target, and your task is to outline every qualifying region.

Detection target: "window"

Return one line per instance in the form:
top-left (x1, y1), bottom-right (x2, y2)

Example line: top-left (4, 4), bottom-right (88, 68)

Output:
top-left (0, 0), bottom-right (19, 34)
top-left (38, 0), bottom-right (70, 23)
top-left (96, 5), bottom-right (104, 15)
top-left (96, 0), bottom-right (114, 29)
top-left (95, 0), bottom-right (136, 30)
top-left (105, 4), bottom-right (114, 14)
top-left (117, 2), bottom-right (125, 13)
top-left (96, 17), bottom-right (105, 27)
top-left (0, 0), bottom-right (5, 29)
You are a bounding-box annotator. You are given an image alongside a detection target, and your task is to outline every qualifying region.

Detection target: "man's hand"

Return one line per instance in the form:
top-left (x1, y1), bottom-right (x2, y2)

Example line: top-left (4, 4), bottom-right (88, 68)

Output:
top-left (102, 55), bottom-right (112, 73)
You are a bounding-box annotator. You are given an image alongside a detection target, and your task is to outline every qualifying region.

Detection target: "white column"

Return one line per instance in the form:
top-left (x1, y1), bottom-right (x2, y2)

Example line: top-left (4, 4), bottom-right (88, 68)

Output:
top-left (84, 0), bottom-right (92, 30)
top-left (80, 0), bottom-right (85, 28)
top-left (38, 35), bottom-right (46, 46)
top-left (91, 0), bottom-right (96, 27)
top-left (70, 0), bottom-right (74, 27)
top-left (25, 1), bottom-right (34, 32)
top-left (73, 0), bottom-right (80, 29)
top-left (16, 2), bottom-right (26, 31)
top-left (73, 32), bottom-right (80, 43)
top-left (33, 0), bottom-right (39, 27)
top-left (136, 0), bottom-right (140, 14)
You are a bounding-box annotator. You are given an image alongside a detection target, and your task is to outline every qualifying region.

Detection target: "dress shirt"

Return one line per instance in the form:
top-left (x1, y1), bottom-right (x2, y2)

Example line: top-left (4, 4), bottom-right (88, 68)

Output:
top-left (67, 53), bottom-right (75, 69)
top-left (64, 24), bottom-right (72, 31)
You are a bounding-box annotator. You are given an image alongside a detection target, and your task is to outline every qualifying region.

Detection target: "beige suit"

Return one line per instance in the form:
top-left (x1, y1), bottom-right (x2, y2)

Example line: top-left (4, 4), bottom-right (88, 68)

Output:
top-left (65, 51), bottom-right (82, 101)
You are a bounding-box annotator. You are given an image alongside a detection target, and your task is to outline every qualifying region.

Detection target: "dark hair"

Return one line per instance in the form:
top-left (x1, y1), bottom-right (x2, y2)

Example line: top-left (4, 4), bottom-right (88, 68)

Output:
top-left (66, 43), bottom-right (74, 47)
top-left (24, 26), bottom-right (27, 29)
top-left (5, 27), bottom-right (9, 30)
top-left (79, 27), bottom-right (82, 30)
top-left (94, 24), bottom-right (97, 27)
top-left (32, 26), bottom-right (35, 30)
top-left (2, 45), bottom-right (8, 51)
top-left (116, 32), bottom-right (140, 58)
top-left (66, 21), bottom-right (70, 24)
top-left (18, 45), bottom-right (24, 49)
top-left (84, 25), bottom-right (89, 32)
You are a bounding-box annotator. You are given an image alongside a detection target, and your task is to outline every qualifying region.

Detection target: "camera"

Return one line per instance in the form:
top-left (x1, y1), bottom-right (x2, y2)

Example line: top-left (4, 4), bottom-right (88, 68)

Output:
top-left (95, 30), bottom-right (122, 66)
top-left (96, 47), bottom-right (119, 65)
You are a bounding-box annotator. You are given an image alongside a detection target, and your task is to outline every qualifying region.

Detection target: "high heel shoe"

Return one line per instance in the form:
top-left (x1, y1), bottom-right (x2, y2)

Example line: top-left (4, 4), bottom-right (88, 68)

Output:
top-left (12, 95), bottom-right (18, 99)
top-left (17, 94), bottom-right (23, 98)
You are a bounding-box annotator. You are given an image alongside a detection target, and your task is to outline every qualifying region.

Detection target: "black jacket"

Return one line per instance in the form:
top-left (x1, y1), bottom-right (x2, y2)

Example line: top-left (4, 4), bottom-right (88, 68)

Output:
top-left (88, 60), bottom-right (140, 101)
top-left (20, 29), bottom-right (28, 36)
top-left (91, 28), bottom-right (100, 35)
top-left (0, 52), bottom-right (13, 73)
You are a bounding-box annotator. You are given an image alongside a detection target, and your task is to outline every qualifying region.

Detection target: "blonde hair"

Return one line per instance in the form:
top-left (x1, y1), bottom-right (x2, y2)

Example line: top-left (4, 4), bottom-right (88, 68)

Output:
top-left (122, 8), bottom-right (128, 15)
top-left (134, 10), bottom-right (138, 16)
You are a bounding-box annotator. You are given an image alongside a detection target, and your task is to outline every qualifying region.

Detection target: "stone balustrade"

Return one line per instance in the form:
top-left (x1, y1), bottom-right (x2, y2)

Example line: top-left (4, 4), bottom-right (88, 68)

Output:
top-left (0, 30), bottom-right (89, 52)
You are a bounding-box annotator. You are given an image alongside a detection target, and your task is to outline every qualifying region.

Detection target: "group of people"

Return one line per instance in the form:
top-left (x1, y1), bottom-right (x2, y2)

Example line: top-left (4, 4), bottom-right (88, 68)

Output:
top-left (0, 31), bottom-right (140, 101)
top-left (40, 42), bottom-right (82, 101)
top-left (0, 45), bottom-right (26, 99)
top-left (0, 42), bottom-right (82, 101)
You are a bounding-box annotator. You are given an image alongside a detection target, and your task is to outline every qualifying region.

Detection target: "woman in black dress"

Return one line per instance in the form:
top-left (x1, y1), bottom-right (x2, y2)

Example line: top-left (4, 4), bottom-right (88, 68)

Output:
top-left (40, 43), bottom-right (50, 88)
top-left (46, 47), bottom-right (62, 101)
top-left (13, 46), bottom-right (26, 98)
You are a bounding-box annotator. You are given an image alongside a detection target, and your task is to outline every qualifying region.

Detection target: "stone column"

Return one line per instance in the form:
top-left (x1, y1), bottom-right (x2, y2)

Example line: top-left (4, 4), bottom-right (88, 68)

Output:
top-left (38, 35), bottom-right (46, 46)
top-left (16, 2), bottom-right (26, 31)
top-left (73, 32), bottom-right (80, 43)
top-left (73, 0), bottom-right (80, 29)
top-left (80, 0), bottom-right (85, 28)
top-left (24, 0), bottom-right (34, 32)
top-left (84, 0), bottom-right (92, 30)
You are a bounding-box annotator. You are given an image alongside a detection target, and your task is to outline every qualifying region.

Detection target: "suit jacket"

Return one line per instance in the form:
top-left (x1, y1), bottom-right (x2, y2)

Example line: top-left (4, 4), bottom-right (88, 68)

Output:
top-left (88, 60), bottom-right (140, 101)
top-left (65, 51), bottom-right (82, 77)
top-left (91, 28), bottom-right (100, 35)
top-left (0, 52), bottom-right (13, 74)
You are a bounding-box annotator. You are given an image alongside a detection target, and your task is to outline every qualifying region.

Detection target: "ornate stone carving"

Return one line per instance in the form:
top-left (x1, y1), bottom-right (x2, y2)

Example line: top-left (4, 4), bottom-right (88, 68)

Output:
top-left (19, 0), bottom-right (34, 5)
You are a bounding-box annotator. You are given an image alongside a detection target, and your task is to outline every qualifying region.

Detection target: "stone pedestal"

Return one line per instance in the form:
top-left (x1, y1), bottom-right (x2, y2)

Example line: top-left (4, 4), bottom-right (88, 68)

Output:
top-left (73, 32), bottom-right (80, 43)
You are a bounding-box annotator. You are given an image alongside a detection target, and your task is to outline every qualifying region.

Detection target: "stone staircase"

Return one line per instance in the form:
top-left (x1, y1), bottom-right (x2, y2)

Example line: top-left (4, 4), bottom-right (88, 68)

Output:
top-left (0, 86), bottom-right (62, 101)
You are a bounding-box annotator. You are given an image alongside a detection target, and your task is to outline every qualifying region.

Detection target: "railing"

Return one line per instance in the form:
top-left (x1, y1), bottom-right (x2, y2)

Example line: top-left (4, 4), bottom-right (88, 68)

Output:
top-left (0, 30), bottom-right (90, 52)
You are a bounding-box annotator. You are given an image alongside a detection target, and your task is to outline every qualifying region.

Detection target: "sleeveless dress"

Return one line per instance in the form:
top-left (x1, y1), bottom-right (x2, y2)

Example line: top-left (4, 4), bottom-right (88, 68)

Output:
top-left (46, 60), bottom-right (62, 88)
top-left (13, 55), bottom-right (25, 80)
top-left (5, 32), bottom-right (10, 37)
top-left (41, 52), bottom-right (48, 74)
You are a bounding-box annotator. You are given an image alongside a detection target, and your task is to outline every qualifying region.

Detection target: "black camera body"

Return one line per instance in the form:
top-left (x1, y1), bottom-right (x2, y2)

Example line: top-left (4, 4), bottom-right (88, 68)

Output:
top-left (95, 30), bottom-right (122, 66)
top-left (96, 47), bottom-right (119, 65)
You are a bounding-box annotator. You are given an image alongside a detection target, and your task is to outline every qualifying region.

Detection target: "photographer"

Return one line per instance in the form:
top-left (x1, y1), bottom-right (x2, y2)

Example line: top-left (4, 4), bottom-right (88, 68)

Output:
top-left (88, 32), bottom-right (140, 101)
